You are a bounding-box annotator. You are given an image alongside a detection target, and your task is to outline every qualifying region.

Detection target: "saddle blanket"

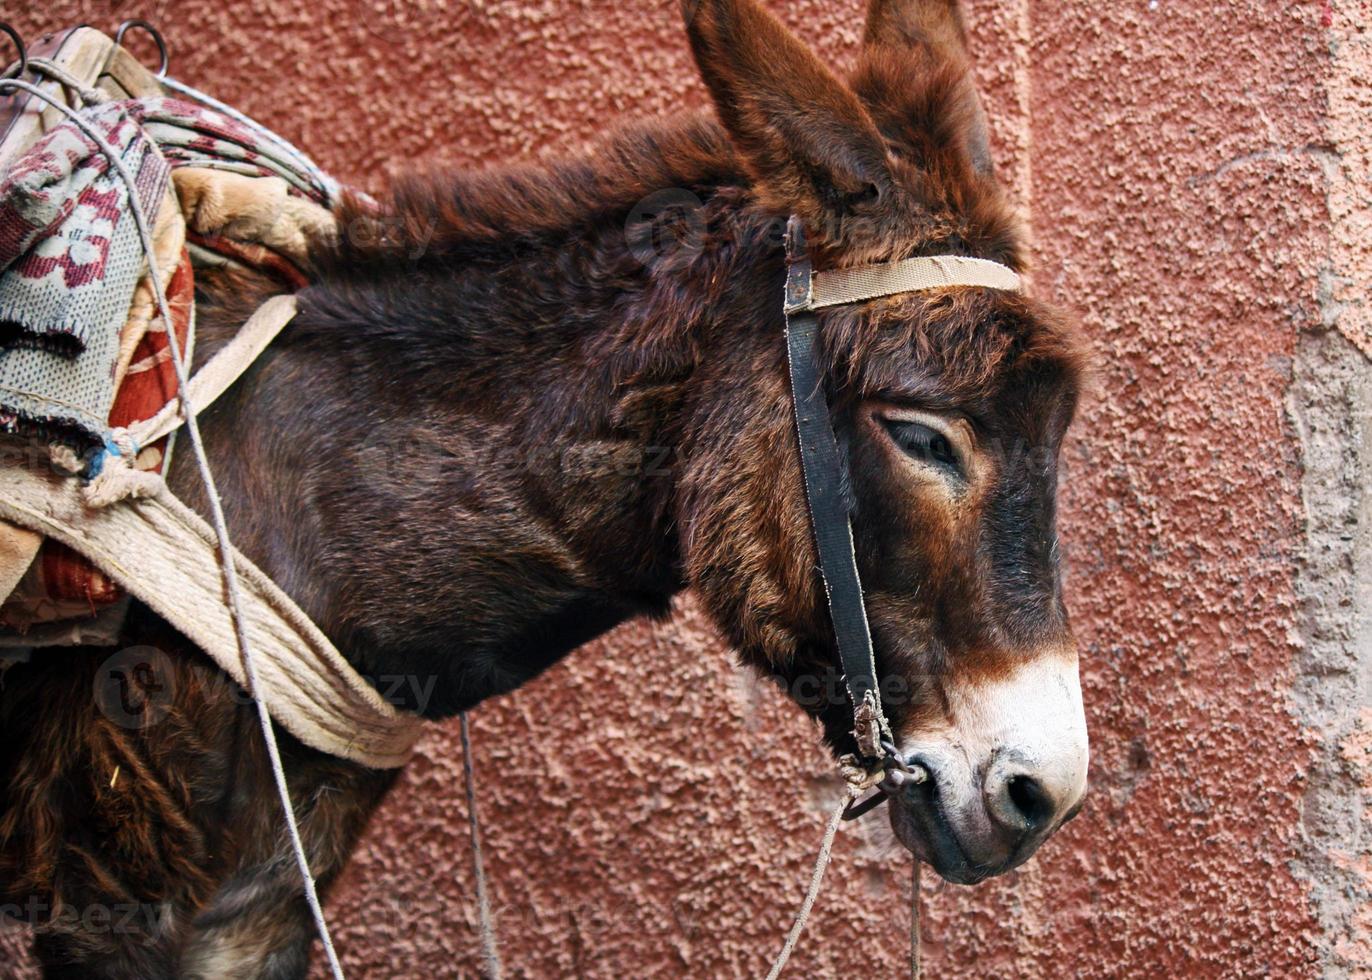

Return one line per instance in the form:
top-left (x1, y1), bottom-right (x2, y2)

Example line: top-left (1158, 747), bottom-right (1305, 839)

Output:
top-left (0, 27), bottom-right (338, 643)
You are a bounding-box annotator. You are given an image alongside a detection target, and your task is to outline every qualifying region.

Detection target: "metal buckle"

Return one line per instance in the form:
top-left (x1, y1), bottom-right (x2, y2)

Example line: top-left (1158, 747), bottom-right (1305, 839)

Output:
top-left (783, 216), bottom-right (814, 313)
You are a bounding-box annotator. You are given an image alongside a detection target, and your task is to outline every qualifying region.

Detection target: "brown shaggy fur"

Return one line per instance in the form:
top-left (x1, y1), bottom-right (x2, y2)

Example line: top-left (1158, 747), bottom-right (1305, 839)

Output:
top-left (0, 0), bottom-right (1085, 975)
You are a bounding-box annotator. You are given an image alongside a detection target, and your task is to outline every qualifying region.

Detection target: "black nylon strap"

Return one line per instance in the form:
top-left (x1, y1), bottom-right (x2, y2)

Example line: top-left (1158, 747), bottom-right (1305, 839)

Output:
top-left (783, 217), bottom-right (889, 760)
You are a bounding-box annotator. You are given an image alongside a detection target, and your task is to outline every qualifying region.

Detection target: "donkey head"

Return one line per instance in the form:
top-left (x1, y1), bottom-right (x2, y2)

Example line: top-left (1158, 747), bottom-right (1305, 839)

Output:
top-left (679, 0), bottom-right (1088, 883)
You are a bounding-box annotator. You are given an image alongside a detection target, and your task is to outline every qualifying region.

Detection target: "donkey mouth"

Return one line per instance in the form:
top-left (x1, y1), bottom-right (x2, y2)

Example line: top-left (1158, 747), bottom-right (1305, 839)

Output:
top-left (886, 778), bottom-right (1008, 885)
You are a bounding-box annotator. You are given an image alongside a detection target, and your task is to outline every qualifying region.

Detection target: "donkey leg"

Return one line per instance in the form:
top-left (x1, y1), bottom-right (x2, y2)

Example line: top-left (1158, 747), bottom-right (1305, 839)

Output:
top-left (178, 793), bottom-right (391, 980)
top-left (0, 640), bottom-right (209, 980)
top-left (177, 763), bottom-right (399, 980)
top-left (0, 619), bottom-right (396, 980)
top-left (178, 880), bottom-right (316, 980)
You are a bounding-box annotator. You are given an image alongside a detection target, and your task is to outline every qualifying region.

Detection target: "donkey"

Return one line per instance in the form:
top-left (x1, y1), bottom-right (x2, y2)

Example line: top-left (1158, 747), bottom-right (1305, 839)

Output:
top-left (0, 0), bottom-right (1089, 975)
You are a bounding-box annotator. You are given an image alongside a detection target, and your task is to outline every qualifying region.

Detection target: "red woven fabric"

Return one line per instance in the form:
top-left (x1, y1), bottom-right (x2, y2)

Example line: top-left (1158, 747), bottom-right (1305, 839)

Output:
top-left (36, 249), bottom-right (194, 608)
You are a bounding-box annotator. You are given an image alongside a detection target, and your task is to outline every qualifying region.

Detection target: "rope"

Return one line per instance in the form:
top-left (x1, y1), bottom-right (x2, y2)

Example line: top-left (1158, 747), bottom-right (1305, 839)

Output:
top-left (910, 859), bottom-right (922, 979)
top-left (22, 57), bottom-right (106, 105)
top-left (764, 759), bottom-right (924, 979)
top-left (0, 78), bottom-right (347, 980)
top-left (459, 713), bottom-right (503, 980)
top-left (762, 787), bottom-right (854, 980)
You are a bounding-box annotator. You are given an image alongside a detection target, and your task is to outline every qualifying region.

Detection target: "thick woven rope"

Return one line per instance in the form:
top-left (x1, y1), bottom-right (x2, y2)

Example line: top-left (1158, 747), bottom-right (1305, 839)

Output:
top-left (794, 254), bottom-right (1022, 311)
top-left (0, 459), bottom-right (421, 767)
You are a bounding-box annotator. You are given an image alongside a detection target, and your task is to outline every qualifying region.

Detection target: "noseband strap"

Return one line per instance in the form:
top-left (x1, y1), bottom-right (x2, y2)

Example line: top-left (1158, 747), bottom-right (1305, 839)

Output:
top-left (781, 216), bottom-right (1021, 766)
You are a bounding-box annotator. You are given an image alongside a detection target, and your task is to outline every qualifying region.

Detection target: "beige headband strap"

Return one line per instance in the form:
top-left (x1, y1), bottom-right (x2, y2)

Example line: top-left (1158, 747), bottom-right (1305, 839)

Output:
top-left (788, 254), bottom-right (1023, 312)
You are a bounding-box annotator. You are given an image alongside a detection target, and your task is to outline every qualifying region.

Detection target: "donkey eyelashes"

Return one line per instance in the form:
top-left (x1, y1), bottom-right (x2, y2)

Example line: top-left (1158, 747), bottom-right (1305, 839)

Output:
top-left (876, 412), bottom-right (965, 478)
top-left (882, 419), bottom-right (958, 469)
top-left (848, 181), bottom-right (882, 207)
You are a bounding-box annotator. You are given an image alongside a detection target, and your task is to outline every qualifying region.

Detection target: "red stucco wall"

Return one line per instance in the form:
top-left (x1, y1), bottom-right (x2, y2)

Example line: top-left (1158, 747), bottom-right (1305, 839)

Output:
top-left (2, 1), bottom-right (1362, 977)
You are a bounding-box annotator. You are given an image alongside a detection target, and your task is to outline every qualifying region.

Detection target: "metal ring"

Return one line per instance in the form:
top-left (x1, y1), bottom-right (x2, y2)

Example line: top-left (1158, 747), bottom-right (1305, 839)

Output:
top-left (114, 19), bottom-right (168, 78)
top-left (0, 23), bottom-right (26, 81)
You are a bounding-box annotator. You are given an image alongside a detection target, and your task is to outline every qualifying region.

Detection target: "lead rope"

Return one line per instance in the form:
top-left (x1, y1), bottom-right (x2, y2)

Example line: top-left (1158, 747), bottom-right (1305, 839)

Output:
top-left (911, 859), bottom-right (923, 978)
top-left (761, 787), bottom-right (857, 980)
top-left (762, 789), bottom-right (924, 979)
top-left (458, 717), bottom-right (921, 979)
top-left (459, 713), bottom-right (503, 980)
top-left (0, 77), bottom-right (347, 980)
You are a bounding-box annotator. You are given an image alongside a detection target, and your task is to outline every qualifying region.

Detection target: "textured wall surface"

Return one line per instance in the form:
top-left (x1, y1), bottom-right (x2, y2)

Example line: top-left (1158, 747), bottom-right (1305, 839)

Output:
top-left (1, 1), bottom-right (1367, 977)
top-left (1291, 2), bottom-right (1372, 973)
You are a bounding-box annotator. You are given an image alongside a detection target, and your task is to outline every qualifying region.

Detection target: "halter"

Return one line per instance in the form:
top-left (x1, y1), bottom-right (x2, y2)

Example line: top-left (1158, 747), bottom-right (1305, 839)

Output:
top-left (780, 216), bottom-right (1023, 817)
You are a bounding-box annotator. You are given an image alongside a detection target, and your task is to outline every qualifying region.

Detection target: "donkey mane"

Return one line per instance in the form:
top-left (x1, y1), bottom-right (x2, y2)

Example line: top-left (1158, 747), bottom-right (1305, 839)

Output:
top-left (281, 86), bottom-right (1046, 409)
top-left (282, 99), bottom-right (1078, 482)
top-left (330, 114), bottom-right (741, 264)
top-left (321, 43), bottom-right (1022, 276)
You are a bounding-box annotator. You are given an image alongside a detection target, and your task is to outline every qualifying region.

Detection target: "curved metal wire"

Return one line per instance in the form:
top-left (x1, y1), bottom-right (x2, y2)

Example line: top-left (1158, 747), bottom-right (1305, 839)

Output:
top-left (0, 23), bottom-right (26, 80)
top-left (114, 18), bottom-right (169, 78)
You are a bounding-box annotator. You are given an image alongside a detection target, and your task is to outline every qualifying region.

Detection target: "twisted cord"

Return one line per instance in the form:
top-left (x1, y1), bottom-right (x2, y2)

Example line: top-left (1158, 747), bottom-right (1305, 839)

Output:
top-left (762, 787), bottom-right (854, 980)
top-left (911, 858), bottom-right (922, 978)
top-left (460, 713), bottom-right (503, 980)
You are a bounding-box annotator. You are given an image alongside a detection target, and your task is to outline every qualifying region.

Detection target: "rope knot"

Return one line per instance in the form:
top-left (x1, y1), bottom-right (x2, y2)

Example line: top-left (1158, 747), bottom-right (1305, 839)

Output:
top-left (24, 57), bottom-right (107, 106)
top-left (80, 430), bottom-right (164, 508)
top-left (837, 753), bottom-right (886, 797)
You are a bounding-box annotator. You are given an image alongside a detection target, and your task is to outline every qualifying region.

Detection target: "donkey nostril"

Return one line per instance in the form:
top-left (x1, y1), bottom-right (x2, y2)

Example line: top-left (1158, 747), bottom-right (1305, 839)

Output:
top-left (1005, 774), bottom-right (1054, 831)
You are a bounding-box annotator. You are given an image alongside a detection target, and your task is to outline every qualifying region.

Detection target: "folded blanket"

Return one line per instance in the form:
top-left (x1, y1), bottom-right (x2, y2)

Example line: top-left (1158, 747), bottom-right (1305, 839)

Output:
top-left (139, 97), bottom-right (333, 206)
top-left (0, 80), bottom-right (339, 639)
top-left (174, 168), bottom-right (334, 269)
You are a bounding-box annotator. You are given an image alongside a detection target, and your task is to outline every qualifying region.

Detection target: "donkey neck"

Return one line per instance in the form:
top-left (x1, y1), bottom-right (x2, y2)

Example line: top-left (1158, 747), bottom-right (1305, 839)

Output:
top-left (177, 139), bottom-right (780, 718)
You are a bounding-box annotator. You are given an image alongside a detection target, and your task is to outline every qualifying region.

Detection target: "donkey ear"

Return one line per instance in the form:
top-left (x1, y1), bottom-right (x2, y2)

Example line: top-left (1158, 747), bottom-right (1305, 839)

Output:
top-left (858, 0), bottom-right (995, 177)
top-left (862, 0), bottom-right (970, 52)
top-left (683, 0), bottom-right (895, 231)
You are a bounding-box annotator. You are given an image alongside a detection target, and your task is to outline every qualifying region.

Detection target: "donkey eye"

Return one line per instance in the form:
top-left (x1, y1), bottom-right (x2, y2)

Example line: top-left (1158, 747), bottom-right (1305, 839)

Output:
top-left (881, 419), bottom-right (960, 473)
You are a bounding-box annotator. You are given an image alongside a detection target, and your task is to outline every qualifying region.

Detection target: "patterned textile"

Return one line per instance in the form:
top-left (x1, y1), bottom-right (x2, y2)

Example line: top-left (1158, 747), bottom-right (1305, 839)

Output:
top-left (0, 249), bottom-right (192, 633)
top-left (139, 98), bottom-right (332, 206)
top-left (0, 541), bottom-right (122, 630)
top-left (186, 231), bottom-right (311, 291)
top-left (111, 249), bottom-right (195, 422)
top-left (0, 83), bottom-right (336, 639)
top-left (0, 100), bottom-right (170, 444)
top-left (0, 93), bottom-right (328, 447)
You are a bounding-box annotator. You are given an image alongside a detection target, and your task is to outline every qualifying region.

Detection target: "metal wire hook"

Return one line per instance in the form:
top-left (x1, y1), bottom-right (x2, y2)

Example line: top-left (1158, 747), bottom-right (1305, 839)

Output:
top-left (114, 19), bottom-right (168, 78)
top-left (0, 23), bottom-right (26, 81)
